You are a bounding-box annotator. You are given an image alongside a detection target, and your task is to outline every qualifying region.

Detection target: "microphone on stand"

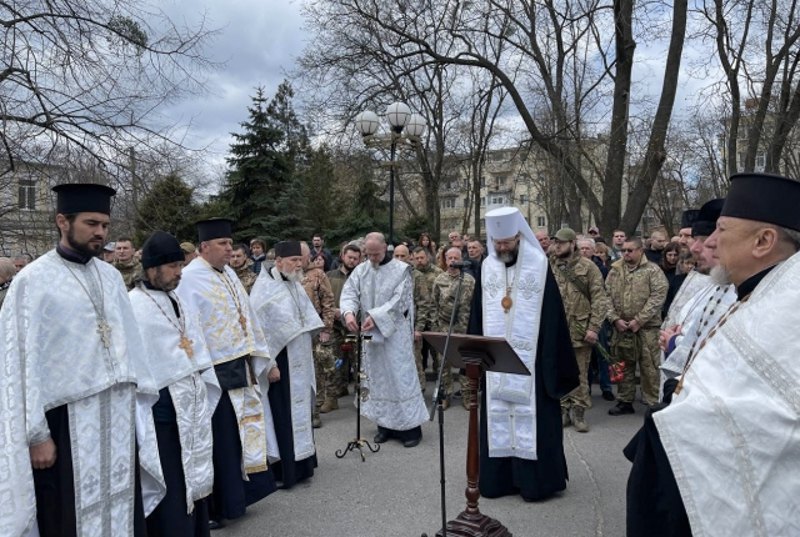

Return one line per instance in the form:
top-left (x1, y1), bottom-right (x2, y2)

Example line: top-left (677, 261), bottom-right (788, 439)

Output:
top-left (449, 260), bottom-right (472, 270)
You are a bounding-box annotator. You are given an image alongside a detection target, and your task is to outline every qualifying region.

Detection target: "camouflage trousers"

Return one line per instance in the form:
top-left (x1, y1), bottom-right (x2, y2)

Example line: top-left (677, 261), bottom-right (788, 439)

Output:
top-left (414, 338), bottom-right (454, 396)
top-left (561, 346), bottom-right (593, 410)
top-left (313, 338), bottom-right (337, 406)
top-left (612, 327), bottom-right (661, 406)
top-left (329, 331), bottom-right (352, 397)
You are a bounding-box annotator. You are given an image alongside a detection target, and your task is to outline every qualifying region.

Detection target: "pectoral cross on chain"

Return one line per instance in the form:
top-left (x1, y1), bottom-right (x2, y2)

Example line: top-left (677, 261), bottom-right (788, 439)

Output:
top-left (239, 313), bottom-right (248, 336)
top-left (97, 319), bottom-right (112, 350)
top-left (179, 336), bottom-right (194, 358)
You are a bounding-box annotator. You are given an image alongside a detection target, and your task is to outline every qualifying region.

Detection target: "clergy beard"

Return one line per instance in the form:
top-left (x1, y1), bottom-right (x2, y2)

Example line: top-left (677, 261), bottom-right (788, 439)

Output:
top-left (497, 248), bottom-right (519, 265)
top-left (66, 226), bottom-right (103, 257)
top-left (281, 268), bottom-right (303, 282)
top-left (150, 268), bottom-right (180, 292)
top-left (710, 265), bottom-right (732, 286)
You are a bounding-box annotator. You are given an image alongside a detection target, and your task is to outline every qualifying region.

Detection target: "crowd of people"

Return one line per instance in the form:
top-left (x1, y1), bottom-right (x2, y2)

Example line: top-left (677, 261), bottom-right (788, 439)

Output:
top-left (1, 171), bottom-right (799, 537)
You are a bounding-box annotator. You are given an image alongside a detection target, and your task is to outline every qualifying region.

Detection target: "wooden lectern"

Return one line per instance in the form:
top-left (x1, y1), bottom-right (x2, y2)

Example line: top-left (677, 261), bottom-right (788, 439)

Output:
top-left (422, 332), bottom-right (531, 537)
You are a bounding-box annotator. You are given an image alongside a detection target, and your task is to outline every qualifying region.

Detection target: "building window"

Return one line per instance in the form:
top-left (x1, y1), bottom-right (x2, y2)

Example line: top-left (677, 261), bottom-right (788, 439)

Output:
top-left (480, 176), bottom-right (486, 187)
top-left (519, 194), bottom-right (528, 203)
top-left (441, 198), bottom-right (456, 209)
top-left (537, 216), bottom-right (546, 227)
top-left (756, 152), bottom-right (765, 171)
top-left (490, 195), bottom-right (505, 205)
top-left (480, 196), bottom-right (485, 207)
top-left (18, 178), bottom-right (36, 210)
top-left (464, 197), bottom-right (470, 208)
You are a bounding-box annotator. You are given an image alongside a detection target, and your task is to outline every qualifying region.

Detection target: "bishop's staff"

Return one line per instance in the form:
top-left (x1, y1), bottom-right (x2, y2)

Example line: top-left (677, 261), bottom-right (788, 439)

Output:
top-left (335, 310), bottom-right (380, 462)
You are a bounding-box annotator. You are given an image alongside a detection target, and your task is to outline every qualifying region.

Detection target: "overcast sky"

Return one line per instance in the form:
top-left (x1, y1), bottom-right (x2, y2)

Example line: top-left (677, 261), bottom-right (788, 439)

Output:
top-left (158, 0), bottom-right (308, 172)
top-left (156, 1), bottom-right (715, 180)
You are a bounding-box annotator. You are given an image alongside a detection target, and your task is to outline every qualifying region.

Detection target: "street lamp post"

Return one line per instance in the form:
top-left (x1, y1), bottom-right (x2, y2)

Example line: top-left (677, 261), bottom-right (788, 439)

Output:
top-left (355, 102), bottom-right (426, 246)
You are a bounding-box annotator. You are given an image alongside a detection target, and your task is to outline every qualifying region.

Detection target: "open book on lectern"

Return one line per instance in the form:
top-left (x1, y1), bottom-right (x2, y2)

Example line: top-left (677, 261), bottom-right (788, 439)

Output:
top-left (421, 332), bottom-right (531, 376)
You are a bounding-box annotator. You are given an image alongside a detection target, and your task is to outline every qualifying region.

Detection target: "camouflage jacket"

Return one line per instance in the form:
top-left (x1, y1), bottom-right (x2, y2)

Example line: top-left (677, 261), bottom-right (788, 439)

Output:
top-left (233, 259), bottom-right (257, 294)
top-left (605, 255), bottom-right (668, 329)
top-left (302, 267), bottom-right (335, 332)
top-left (113, 259), bottom-right (141, 291)
top-left (550, 252), bottom-right (610, 347)
top-left (431, 271), bottom-right (475, 333)
top-left (413, 263), bottom-right (443, 331)
top-left (327, 266), bottom-right (351, 336)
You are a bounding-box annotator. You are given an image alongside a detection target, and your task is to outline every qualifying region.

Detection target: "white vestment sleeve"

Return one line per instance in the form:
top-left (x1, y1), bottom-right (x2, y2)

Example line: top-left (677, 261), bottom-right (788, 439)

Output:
top-left (367, 269), bottom-right (412, 339)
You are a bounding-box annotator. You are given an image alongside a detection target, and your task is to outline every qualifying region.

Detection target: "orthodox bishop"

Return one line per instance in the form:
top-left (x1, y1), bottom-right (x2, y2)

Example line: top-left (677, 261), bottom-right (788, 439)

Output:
top-left (479, 207), bottom-right (579, 501)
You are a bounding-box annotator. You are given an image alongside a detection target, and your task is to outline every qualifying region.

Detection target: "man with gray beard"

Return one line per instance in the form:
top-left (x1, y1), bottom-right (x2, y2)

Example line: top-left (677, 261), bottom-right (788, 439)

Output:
top-left (625, 173), bottom-right (800, 537)
top-left (658, 199), bottom-right (737, 392)
top-left (250, 241), bottom-right (321, 489)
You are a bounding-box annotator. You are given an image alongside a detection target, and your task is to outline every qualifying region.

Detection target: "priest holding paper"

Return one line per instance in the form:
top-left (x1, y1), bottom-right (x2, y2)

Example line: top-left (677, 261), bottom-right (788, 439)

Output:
top-left (0, 183), bottom-right (165, 537)
top-left (129, 231), bottom-right (221, 536)
top-left (250, 240), bottom-right (321, 488)
top-left (479, 207), bottom-right (579, 501)
top-left (176, 218), bottom-right (278, 530)
top-left (340, 232), bottom-right (428, 448)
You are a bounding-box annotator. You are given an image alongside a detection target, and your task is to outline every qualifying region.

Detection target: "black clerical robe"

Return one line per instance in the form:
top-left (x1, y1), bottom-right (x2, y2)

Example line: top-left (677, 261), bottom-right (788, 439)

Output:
top-left (478, 269), bottom-right (580, 501)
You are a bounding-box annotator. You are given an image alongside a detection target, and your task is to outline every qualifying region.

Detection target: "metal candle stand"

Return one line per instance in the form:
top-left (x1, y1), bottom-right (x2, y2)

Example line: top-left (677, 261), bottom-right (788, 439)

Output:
top-left (335, 331), bottom-right (379, 462)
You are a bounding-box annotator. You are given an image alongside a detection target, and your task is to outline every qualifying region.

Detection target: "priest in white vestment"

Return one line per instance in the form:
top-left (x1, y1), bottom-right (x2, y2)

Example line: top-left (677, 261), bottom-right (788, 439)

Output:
top-left (0, 183), bottom-right (165, 537)
top-left (479, 207), bottom-right (579, 501)
top-left (175, 218), bottom-right (278, 530)
top-left (250, 240), bottom-right (322, 488)
top-left (659, 199), bottom-right (736, 390)
top-left (626, 172), bottom-right (800, 537)
top-left (340, 232), bottom-right (428, 447)
top-left (129, 231), bottom-right (221, 536)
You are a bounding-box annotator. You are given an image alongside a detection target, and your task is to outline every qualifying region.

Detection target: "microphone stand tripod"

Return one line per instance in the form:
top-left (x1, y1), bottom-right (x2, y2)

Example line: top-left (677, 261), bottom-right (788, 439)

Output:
top-left (335, 317), bottom-right (379, 462)
top-left (422, 265), bottom-right (467, 537)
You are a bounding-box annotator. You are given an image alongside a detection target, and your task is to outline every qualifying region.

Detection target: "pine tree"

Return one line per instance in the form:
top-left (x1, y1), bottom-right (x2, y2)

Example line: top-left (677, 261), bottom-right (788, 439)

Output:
top-left (133, 174), bottom-right (197, 244)
top-left (221, 82), bottom-right (312, 244)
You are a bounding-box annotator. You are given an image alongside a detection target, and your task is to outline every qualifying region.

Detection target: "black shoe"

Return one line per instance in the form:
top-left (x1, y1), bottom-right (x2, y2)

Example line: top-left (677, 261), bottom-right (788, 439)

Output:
top-left (608, 402), bottom-right (635, 416)
top-left (373, 431), bottom-right (390, 444)
top-left (209, 520), bottom-right (225, 530)
top-left (402, 437), bottom-right (421, 448)
top-left (602, 390), bottom-right (615, 402)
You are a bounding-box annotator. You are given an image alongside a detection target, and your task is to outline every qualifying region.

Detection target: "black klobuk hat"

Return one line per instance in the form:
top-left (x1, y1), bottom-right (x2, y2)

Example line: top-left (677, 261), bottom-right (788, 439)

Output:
top-left (141, 231), bottom-right (184, 270)
top-left (52, 183), bottom-right (116, 215)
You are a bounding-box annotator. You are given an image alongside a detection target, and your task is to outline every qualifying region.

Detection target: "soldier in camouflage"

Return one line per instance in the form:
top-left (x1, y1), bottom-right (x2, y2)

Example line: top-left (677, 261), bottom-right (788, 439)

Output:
top-left (230, 243), bottom-right (257, 293)
top-left (431, 247), bottom-right (475, 410)
top-left (112, 237), bottom-right (141, 290)
top-left (326, 243), bottom-right (362, 401)
top-left (300, 242), bottom-right (336, 427)
top-left (412, 246), bottom-right (443, 392)
top-left (605, 237), bottom-right (668, 415)
top-left (549, 228), bottom-right (610, 432)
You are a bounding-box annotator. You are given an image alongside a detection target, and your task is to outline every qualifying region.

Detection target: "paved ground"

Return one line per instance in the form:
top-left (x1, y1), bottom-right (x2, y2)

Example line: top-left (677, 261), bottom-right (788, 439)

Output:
top-left (218, 382), bottom-right (644, 537)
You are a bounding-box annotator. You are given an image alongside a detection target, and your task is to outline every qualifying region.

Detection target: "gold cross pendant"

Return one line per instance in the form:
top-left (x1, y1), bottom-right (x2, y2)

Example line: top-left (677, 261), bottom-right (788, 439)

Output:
top-left (179, 335), bottom-right (194, 358)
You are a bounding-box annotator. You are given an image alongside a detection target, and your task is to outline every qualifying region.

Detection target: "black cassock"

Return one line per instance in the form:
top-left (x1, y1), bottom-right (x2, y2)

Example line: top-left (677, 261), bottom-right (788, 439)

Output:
top-left (208, 359), bottom-right (277, 521)
top-left (32, 405), bottom-right (147, 537)
top-left (624, 379), bottom-right (692, 537)
top-left (267, 347), bottom-right (318, 489)
top-left (478, 269), bottom-right (580, 501)
top-left (146, 389), bottom-right (210, 537)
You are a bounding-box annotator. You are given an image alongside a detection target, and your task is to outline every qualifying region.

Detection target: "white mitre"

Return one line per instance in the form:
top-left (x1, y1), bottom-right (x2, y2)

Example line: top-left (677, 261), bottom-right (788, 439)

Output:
top-left (485, 206), bottom-right (541, 255)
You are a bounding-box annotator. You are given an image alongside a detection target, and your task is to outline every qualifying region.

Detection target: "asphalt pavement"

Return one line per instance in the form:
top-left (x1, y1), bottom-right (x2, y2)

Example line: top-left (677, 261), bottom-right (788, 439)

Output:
top-left (218, 382), bottom-right (643, 537)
